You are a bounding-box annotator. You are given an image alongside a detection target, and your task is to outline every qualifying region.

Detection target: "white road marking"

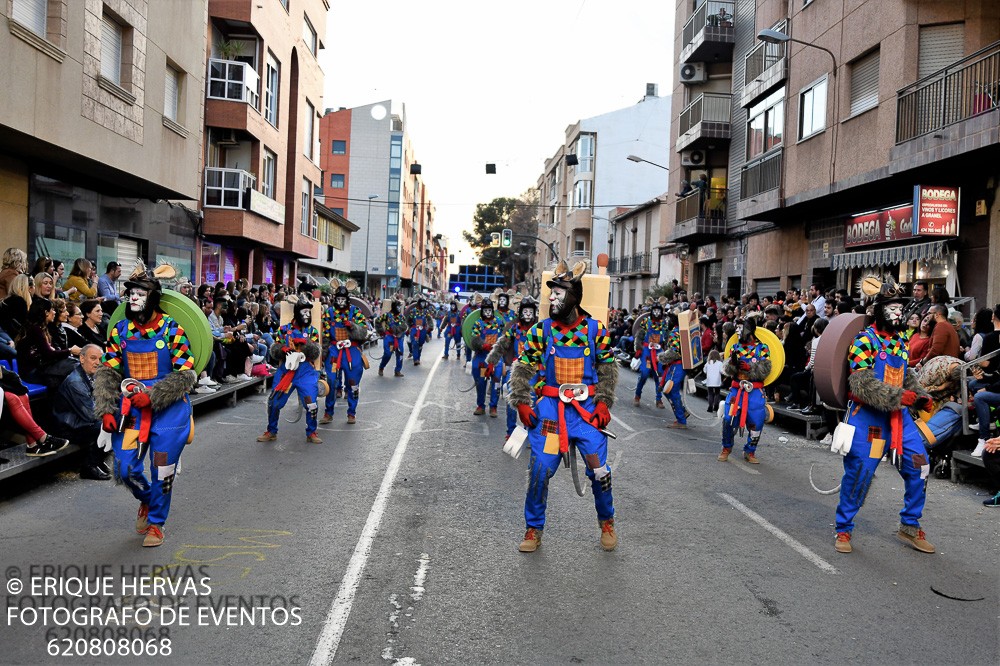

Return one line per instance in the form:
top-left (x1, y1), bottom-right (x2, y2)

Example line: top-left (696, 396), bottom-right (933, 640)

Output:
top-left (728, 458), bottom-right (762, 475)
top-left (309, 354), bottom-right (443, 665)
top-left (610, 414), bottom-right (635, 433)
top-left (609, 449), bottom-right (623, 473)
top-left (718, 492), bottom-right (839, 575)
top-left (410, 553), bottom-right (430, 601)
top-left (644, 451), bottom-right (718, 455)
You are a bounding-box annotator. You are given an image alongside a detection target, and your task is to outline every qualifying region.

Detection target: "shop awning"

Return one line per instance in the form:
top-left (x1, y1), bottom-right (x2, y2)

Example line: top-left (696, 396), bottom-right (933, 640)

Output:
top-left (831, 240), bottom-right (949, 271)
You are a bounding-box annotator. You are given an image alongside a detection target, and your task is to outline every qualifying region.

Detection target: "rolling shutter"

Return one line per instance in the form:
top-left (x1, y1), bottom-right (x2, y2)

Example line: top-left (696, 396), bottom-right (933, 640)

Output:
top-left (918, 23), bottom-right (964, 80)
top-left (849, 50), bottom-right (880, 116)
top-left (754, 278), bottom-right (780, 299)
top-left (12, 0), bottom-right (46, 36)
top-left (164, 66), bottom-right (179, 121)
top-left (100, 15), bottom-right (122, 84)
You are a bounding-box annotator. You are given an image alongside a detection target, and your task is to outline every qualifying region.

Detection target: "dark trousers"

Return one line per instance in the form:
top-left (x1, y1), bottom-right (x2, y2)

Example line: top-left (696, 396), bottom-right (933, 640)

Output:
top-left (707, 386), bottom-right (721, 412)
top-left (789, 369), bottom-right (814, 406)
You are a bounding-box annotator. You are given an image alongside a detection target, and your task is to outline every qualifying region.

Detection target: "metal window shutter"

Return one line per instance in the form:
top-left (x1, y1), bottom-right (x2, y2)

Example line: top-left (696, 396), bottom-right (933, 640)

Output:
top-left (100, 15), bottom-right (122, 83)
top-left (918, 23), bottom-right (964, 79)
top-left (164, 67), bottom-right (179, 121)
top-left (12, 0), bottom-right (46, 36)
top-left (117, 239), bottom-right (140, 272)
top-left (849, 50), bottom-right (880, 116)
top-left (754, 278), bottom-right (780, 298)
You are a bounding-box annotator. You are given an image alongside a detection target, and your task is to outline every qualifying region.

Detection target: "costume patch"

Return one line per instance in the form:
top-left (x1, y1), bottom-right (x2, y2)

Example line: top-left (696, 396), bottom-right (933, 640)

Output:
top-left (911, 453), bottom-right (927, 468)
top-left (867, 426), bottom-right (882, 442)
top-left (869, 438), bottom-right (886, 459)
top-left (543, 433), bottom-right (560, 455)
top-left (554, 356), bottom-right (585, 384)
top-left (541, 419), bottom-right (558, 435)
top-left (126, 351), bottom-right (159, 381)
top-left (583, 453), bottom-right (601, 470)
top-left (883, 364), bottom-right (904, 388)
top-left (122, 429), bottom-right (139, 451)
top-left (153, 451), bottom-right (169, 467)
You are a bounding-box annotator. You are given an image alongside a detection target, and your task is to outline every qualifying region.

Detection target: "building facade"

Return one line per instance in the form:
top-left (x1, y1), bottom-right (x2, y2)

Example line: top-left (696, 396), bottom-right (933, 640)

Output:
top-left (2, 0), bottom-right (208, 281)
top-left (607, 198), bottom-right (674, 310)
top-left (670, 0), bottom-right (1000, 312)
top-left (297, 201), bottom-right (357, 281)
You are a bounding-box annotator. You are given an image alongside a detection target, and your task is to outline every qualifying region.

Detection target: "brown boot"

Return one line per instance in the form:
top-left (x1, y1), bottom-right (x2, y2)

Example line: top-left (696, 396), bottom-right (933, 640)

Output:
top-left (835, 531), bottom-right (853, 553)
top-left (142, 524), bottom-right (164, 547)
top-left (135, 503), bottom-right (150, 534)
top-left (744, 452), bottom-right (760, 464)
top-left (599, 518), bottom-right (618, 551)
top-left (897, 525), bottom-right (935, 553)
top-left (346, 414), bottom-right (356, 425)
top-left (518, 527), bottom-right (542, 552)
top-left (473, 406), bottom-right (485, 416)
top-left (378, 367), bottom-right (384, 376)
top-left (489, 407), bottom-right (498, 418)
top-left (257, 431), bottom-right (277, 442)
top-left (717, 448), bottom-right (732, 462)
top-left (319, 414), bottom-right (333, 424)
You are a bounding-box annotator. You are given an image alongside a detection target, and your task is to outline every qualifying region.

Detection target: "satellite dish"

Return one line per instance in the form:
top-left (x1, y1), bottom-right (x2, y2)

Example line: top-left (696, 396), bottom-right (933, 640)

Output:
top-left (371, 104), bottom-right (387, 120)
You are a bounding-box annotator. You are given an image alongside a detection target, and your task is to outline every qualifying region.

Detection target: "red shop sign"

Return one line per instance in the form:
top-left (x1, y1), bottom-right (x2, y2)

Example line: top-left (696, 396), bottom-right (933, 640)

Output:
top-left (844, 205), bottom-right (915, 248)
top-left (913, 185), bottom-right (960, 237)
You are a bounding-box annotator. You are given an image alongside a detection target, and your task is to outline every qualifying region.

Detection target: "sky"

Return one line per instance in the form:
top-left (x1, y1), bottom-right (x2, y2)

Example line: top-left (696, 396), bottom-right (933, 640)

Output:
top-left (320, 0), bottom-right (675, 264)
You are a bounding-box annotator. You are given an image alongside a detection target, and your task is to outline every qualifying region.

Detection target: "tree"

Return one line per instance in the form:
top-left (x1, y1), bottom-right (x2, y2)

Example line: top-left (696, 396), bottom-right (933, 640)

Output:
top-left (463, 191), bottom-right (539, 287)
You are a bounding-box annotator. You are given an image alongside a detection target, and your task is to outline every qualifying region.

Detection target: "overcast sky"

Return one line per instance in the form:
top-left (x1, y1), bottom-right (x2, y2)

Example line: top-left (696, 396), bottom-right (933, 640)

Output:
top-left (320, 0), bottom-right (675, 263)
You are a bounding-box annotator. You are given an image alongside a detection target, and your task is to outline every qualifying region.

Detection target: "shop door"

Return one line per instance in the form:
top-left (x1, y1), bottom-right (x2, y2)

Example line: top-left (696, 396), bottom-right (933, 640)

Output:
top-left (754, 278), bottom-right (780, 299)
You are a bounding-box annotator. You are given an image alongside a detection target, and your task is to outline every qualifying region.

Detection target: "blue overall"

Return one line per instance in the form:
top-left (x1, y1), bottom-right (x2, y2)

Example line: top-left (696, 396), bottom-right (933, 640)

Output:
top-left (836, 328), bottom-right (928, 533)
top-left (267, 327), bottom-right (320, 436)
top-left (660, 360), bottom-right (688, 424)
top-left (721, 342), bottom-right (769, 453)
top-left (380, 331), bottom-right (405, 374)
top-left (634, 320), bottom-right (670, 403)
top-left (111, 321), bottom-right (193, 527)
top-left (524, 319), bottom-right (613, 529)
top-left (410, 313), bottom-right (429, 362)
top-left (473, 318), bottom-right (502, 409)
top-left (324, 306), bottom-right (363, 418)
top-left (443, 312), bottom-right (463, 358)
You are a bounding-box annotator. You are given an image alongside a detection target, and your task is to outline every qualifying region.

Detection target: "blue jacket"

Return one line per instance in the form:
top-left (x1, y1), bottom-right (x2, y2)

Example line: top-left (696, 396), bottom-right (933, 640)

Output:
top-left (53, 365), bottom-right (99, 433)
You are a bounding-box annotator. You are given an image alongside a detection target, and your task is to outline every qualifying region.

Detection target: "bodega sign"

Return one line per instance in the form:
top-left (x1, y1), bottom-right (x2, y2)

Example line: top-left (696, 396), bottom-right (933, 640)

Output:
top-left (913, 185), bottom-right (960, 236)
top-left (844, 205), bottom-right (914, 248)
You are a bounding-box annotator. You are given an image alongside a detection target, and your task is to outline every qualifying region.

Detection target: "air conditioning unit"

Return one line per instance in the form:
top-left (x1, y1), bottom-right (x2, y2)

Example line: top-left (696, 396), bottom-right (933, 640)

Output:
top-left (679, 62), bottom-right (707, 85)
top-left (681, 149), bottom-right (706, 167)
top-left (216, 129), bottom-right (239, 146)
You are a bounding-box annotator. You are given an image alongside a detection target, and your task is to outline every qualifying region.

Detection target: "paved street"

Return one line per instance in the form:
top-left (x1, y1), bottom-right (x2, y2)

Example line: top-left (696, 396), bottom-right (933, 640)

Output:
top-left (1, 336), bottom-right (998, 665)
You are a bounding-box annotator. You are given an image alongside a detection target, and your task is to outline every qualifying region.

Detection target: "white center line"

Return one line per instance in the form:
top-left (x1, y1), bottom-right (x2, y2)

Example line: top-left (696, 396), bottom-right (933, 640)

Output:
top-left (610, 413), bottom-right (635, 432)
top-left (719, 492), bottom-right (839, 575)
top-left (309, 354), bottom-right (443, 665)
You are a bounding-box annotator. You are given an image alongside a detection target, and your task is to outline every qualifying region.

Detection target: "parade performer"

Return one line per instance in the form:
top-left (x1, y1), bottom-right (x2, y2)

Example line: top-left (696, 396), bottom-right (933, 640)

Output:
top-left (461, 294), bottom-right (479, 369)
top-left (94, 262), bottom-right (197, 548)
top-left (486, 295), bottom-right (539, 438)
top-left (509, 261), bottom-right (619, 552)
top-left (470, 298), bottom-right (502, 416)
top-left (442, 300), bottom-right (463, 360)
top-left (258, 298), bottom-right (323, 443)
top-left (321, 280), bottom-right (369, 425)
top-left (407, 295), bottom-right (434, 366)
top-left (435, 302), bottom-right (447, 339)
top-left (655, 311), bottom-right (688, 428)
top-left (633, 297), bottom-right (672, 408)
top-left (494, 289), bottom-right (516, 327)
top-left (834, 277), bottom-right (935, 554)
top-left (718, 313), bottom-right (771, 464)
top-left (377, 298), bottom-right (408, 377)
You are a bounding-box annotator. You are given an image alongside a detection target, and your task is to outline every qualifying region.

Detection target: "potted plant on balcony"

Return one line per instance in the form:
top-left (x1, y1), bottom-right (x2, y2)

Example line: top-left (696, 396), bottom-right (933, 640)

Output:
top-left (217, 39), bottom-right (244, 62)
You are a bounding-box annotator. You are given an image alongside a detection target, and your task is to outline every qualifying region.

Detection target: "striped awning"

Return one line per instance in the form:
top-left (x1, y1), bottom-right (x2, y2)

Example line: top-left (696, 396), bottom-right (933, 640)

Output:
top-left (831, 240), bottom-right (949, 271)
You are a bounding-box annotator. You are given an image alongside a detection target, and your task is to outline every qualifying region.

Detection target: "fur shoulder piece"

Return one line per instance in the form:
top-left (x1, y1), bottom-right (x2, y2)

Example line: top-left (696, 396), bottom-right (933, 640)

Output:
top-left (147, 370), bottom-right (197, 412)
top-left (508, 361), bottom-right (535, 407)
top-left (93, 364), bottom-right (123, 417)
top-left (745, 358), bottom-right (771, 383)
top-left (848, 367), bottom-right (904, 412)
top-left (269, 341), bottom-right (287, 365)
top-left (485, 332), bottom-right (513, 366)
top-left (302, 341), bottom-right (321, 363)
top-left (657, 349), bottom-right (682, 366)
top-left (594, 360), bottom-right (619, 408)
top-left (348, 320), bottom-right (369, 342)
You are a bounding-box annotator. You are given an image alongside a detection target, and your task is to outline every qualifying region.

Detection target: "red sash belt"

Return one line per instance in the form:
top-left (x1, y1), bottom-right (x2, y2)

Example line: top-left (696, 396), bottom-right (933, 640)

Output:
top-left (847, 392), bottom-right (904, 456)
top-left (335, 340), bottom-right (357, 371)
top-left (728, 381), bottom-right (764, 430)
top-left (539, 384), bottom-right (596, 454)
top-left (120, 394), bottom-right (152, 444)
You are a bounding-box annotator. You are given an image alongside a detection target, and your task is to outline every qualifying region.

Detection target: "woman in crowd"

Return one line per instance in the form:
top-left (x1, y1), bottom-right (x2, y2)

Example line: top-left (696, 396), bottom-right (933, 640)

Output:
top-left (62, 302), bottom-right (88, 349)
top-left (31, 256), bottom-right (54, 277)
top-left (48, 298), bottom-right (69, 350)
top-left (78, 299), bottom-right (106, 348)
top-left (51, 259), bottom-right (65, 292)
top-left (930, 286), bottom-right (951, 308)
top-left (965, 307), bottom-right (994, 362)
top-left (0, 273), bottom-right (33, 335)
top-left (33, 272), bottom-right (54, 299)
top-left (63, 258), bottom-right (98, 302)
top-left (908, 312), bottom-right (935, 368)
top-left (15, 297), bottom-right (80, 390)
top-left (0, 362), bottom-right (70, 457)
top-left (0, 248), bottom-right (28, 300)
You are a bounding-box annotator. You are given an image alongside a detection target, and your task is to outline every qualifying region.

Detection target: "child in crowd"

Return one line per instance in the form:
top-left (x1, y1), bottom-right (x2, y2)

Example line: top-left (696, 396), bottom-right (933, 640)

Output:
top-left (704, 349), bottom-right (723, 413)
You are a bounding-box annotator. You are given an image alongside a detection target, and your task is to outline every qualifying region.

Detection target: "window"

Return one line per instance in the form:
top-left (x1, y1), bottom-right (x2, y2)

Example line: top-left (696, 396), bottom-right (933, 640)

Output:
top-left (333, 207), bottom-right (344, 216)
top-left (301, 178), bottom-right (312, 236)
top-left (12, 0), bottom-right (46, 37)
top-left (262, 149), bottom-right (276, 199)
top-left (264, 52), bottom-right (280, 127)
top-left (331, 140), bottom-right (346, 155)
top-left (746, 87), bottom-right (784, 160)
top-left (302, 15), bottom-right (317, 56)
top-left (164, 65), bottom-right (180, 121)
top-left (849, 49), bottom-right (880, 116)
top-left (277, 0), bottom-right (288, 9)
top-left (576, 134), bottom-right (595, 173)
top-left (100, 13), bottom-right (123, 85)
top-left (330, 174), bottom-right (345, 188)
top-left (918, 23), bottom-right (964, 79)
top-left (328, 224), bottom-right (345, 250)
top-left (573, 180), bottom-right (592, 208)
top-left (799, 77), bottom-right (827, 139)
top-left (304, 100), bottom-right (315, 159)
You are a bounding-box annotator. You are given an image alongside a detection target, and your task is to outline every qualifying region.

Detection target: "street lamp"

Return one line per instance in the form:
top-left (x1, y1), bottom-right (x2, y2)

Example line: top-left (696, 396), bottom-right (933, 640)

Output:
top-left (363, 194), bottom-right (379, 295)
top-left (626, 154), bottom-right (669, 171)
top-left (757, 28), bottom-right (838, 184)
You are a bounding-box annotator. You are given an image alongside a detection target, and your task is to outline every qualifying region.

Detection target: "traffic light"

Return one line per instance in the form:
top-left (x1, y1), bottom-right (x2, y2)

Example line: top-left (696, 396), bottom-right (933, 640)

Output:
top-left (501, 228), bottom-right (512, 248)
top-left (490, 232), bottom-right (501, 248)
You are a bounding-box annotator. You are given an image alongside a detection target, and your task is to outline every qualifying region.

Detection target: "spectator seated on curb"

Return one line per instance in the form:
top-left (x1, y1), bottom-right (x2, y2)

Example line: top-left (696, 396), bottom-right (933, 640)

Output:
top-left (0, 363), bottom-right (70, 457)
top-left (52, 344), bottom-right (109, 480)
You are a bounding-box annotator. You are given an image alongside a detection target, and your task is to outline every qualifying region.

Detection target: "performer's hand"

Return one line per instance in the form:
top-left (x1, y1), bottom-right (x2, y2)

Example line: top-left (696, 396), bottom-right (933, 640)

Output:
top-left (590, 402), bottom-right (611, 429)
top-left (485, 363), bottom-right (495, 379)
top-left (900, 390), bottom-right (918, 406)
top-left (129, 391), bottom-right (151, 409)
top-left (517, 404), bottom-right (538, 428)
top-left (344, 320), bottom-right (353, 329)
top-left (482, 344), bottom-right (492, 353)
top-left (738, 360), bottom-right (751, 371)
top-left (913, 395), bottom-right (933, 411)
top-left (102, 414), bottom-right (117, 433)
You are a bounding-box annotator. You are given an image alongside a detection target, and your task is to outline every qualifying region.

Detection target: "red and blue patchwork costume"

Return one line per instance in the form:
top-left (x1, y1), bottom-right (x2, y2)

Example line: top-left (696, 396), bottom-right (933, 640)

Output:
top-left (471, 315), bottom-right (503, 410)
top-left (635, 316), bottom-right (672, 404)
top-left (322, 304), bottom-right (368, 419)
top-left (378, 311), bottom-right (408, 374)
top-left (721, 339), bottom-right (770, 455)
top-left (267, 323), bottom-right (321, 436)
top-left (443, 310), bottom-right (463, 359)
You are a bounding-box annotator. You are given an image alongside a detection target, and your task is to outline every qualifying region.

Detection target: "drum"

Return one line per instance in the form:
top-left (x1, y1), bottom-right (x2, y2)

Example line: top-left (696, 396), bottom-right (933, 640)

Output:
top-left (723, 327), bottom-right (786, 386)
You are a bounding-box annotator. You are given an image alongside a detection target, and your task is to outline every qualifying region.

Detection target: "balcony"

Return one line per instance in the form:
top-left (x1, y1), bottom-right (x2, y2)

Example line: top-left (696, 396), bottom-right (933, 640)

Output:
top-left (670, 193), bottom-right (727, 243)
top-left (741, 37), bottom-right (786, 108)
top-left (680, 0), bottom-right (735, 65)
top-left (205, 58), bottom-right (268, 139)
top-left (676, 93), bottom-right (732, 152)
top-left (739, 150), bottom-right (782, 200)
top-left (202, 167), bottom-right (285, 249)
top-left (608, 253), bottom-right (654, 276)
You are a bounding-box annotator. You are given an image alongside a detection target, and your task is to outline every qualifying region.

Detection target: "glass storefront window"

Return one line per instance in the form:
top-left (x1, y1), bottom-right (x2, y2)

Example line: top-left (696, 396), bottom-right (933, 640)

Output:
top-left (201, 242), bottom-right (221, 284)
top-left (157, 245), bottom-right (193, 284)
top-left (34, 223), bottom-right (86, 267)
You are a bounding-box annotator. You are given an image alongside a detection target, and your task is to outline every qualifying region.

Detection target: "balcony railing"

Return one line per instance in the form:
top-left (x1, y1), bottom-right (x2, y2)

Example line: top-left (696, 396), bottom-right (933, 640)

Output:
top-left (682, 0), bottom-right (735, 50)
top-left (744, 37), bottom-right (784, 87)
top-left (608, 252), bottom-right (653, 275)
top-left (672, 193), bottom-right (726, 242)
top-left (204, 167), bottom-right (256, 209)
top-left (740, 150), bottom-right (782, 200)
top-left (896, 40), bottom-right (1000, 143)
top-left (207, 58), bottom-right (260, 109)
top-left (678, 92), bottom-right (733, 136)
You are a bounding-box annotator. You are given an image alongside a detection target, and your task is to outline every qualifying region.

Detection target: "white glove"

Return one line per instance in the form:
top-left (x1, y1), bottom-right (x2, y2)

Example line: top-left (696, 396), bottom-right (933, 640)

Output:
top-left (630, 357), bottom-right (641, 372)
top-left (284, 351), bottom-right (305, 371)
top-left (97, 430), bottom-right (113, 452)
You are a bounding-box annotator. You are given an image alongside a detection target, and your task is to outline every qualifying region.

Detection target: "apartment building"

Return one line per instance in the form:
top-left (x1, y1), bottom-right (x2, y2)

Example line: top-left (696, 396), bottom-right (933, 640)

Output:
top-left (671, 0), bottom-right (1000, 310)
top-left (319, 101), bottom-right (445, 297)
top-left (297, 201), bottom-right (358, 280)
top-left (200, 0), bottom-right (328, 286)
top-left (1, 0), bottom-right (207, 280)
top-left (536, 86), bottom-right (672, 289)
top-left (607, 198), bottom-right (675, 310)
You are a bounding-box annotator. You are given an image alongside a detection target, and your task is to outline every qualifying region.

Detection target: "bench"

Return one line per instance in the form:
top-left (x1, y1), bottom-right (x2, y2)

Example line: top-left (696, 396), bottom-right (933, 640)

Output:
top-left (950, 449), bottom-right (986, 484)
top-left (693, 379), bottom-right (826, 440)
top-left (190, 375), bottom-right (268, 408)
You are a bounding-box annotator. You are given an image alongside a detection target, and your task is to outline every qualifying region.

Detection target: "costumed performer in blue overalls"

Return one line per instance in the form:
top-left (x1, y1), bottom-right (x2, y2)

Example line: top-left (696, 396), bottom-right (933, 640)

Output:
top-left (834, 277), bottom-right (935, 555)
top-left (94, 261), bottom-right (197, 548)
top-left (632, 298), bottom-right (671, 408)
top-left (377, 297), bottom-right (408, 377)
top-left (470, 298), bottom-right (502, 417)
top-left (257, 298), bottom-right (323, 443)
top-left (494, 289), bottom-right (515, 328)
top-left (485, 295), bottom-right (539, 439)
top-left (508, 261), bottom-right (619, 552)
top-left (719, 312), bottom-right (771, 464)
top-left (442, 300), bottom-right (463, 360)
top-left (655, 311), bottom-right (688, 428)
top-left (407, 295), bottom-right (433, 366)
top-left (321, 280), bottom-right (369, 425)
